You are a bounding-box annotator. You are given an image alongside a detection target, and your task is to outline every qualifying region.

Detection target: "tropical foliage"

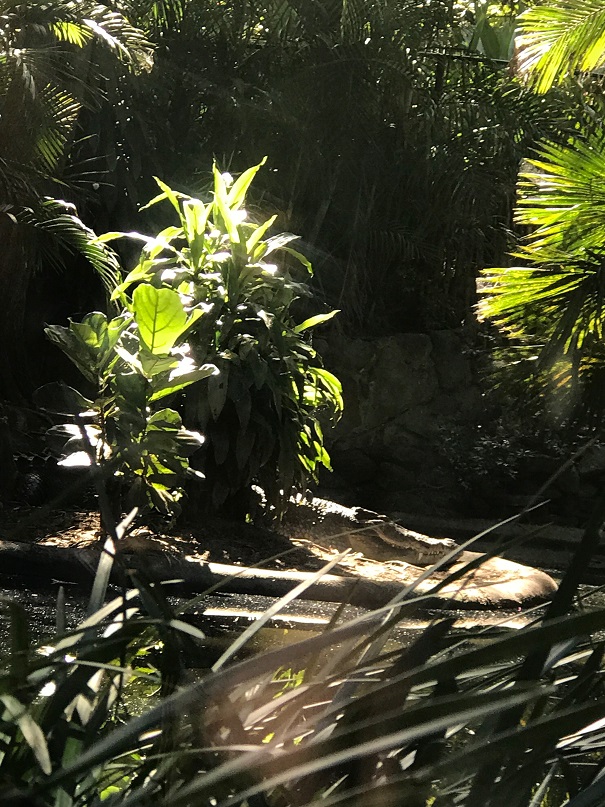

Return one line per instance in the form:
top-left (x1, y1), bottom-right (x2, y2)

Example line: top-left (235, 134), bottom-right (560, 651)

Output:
top-left (0, 0), bottom-right (152, 396)
top-left (99, 162), bottom-right (342, 516)
top-left (1, 0), bottom-right (575, 402)
top-left (516, 0), bottom-right (605, 92)
top-left (480, 0), bottom-right (605, 424)
top-left (1, 503), bottom-right (605, 807)
top-left (39, 296), bottom-right (215, 517)
top-left (143, 0), bottom-right (559, 334)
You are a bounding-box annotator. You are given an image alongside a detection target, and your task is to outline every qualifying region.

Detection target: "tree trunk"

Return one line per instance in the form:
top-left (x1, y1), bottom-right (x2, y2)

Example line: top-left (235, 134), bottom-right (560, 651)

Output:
top-left (0, 219), bottom-right (34, 400)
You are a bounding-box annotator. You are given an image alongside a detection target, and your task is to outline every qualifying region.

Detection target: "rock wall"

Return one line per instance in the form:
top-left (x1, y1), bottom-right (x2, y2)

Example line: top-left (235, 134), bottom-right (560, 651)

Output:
top-left (317, 330), bottom-right (483, 514)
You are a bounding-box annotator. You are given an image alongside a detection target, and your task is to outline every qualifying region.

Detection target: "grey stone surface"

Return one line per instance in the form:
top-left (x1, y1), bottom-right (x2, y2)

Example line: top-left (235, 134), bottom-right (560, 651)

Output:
top-left (322, 329), bottom-right (482, 513)
top-left (430, 330), bottom-right (473, 392)
top-left (320, 330), bottom-right (605, 522)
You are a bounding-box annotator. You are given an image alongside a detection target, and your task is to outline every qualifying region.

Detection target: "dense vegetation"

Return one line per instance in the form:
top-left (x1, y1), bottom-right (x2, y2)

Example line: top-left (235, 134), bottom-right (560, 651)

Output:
top-left (6, 0), bottom-right (604, 516)
top-left (0, 0), bottom-right (572, 396)
top-left (41, 164), bottom-right (342, 518)
top-left (0, 502), bottom-right (604, 807)
top-left (4, 2), bottom-right (605, 804)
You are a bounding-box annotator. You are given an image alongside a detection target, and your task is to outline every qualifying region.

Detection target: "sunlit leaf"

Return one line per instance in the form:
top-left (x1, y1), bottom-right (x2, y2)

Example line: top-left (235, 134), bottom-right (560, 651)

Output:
top-left (294, 310), bottom-right (340, 333)
top-left (517, 1), bottom-right (605, 93)
top-left (132, 284), bottom-right (199, 354)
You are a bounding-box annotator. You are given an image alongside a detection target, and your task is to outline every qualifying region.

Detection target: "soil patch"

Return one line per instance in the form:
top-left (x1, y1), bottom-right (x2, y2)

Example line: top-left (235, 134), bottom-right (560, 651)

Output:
top-left (0, 504), bottom-right (431, 584)
top-left (0, 504), bottom-right (319, 566)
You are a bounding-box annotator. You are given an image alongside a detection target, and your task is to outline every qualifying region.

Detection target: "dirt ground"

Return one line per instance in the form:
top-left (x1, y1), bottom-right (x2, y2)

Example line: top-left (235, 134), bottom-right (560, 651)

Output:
top-left (0, 502), bottom-right (448, 585)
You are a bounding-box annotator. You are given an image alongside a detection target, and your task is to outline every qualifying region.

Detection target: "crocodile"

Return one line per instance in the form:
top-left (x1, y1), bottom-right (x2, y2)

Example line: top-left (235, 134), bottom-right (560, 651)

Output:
top-left (276, 495), bottom-right (457, 566)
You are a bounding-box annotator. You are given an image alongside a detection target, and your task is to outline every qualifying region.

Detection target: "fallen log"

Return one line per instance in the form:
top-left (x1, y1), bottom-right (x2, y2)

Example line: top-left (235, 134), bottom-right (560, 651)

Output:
top-left (0, 538), bottom-right (557, 610)
top-left (394, 512), bottom-right (605, 583)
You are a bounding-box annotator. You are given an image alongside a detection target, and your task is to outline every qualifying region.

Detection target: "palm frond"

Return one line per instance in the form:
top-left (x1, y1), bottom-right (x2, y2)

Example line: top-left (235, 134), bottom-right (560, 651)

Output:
top-left (33, 85), bottom-right (80, 172)
top-left (134, 0), bottom-right (186, 35)
top-left (84, 4), bottom-right (153, 71)
top-left (479, 255), bottom-right (605, 421)
top-left (476, 123), bottom-right (605, 420)
top-left (15, 197), bottom-right (121, 293)
top-left (515, 135), bottom-right (605, 255)
top-left (517, 0), bottom-right (605, 93)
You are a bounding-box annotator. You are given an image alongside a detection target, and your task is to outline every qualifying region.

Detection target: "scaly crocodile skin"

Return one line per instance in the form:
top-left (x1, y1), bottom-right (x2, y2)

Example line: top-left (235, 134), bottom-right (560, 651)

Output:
top-left (276, 496), bottom-right (457, 566)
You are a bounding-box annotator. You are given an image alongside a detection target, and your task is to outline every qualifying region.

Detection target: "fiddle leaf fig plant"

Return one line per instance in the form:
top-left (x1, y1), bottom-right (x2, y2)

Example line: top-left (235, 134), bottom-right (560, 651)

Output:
top-left (99, 159), bottom-right (343, 516)
top-left (40, 285), bottom-right (217, 517)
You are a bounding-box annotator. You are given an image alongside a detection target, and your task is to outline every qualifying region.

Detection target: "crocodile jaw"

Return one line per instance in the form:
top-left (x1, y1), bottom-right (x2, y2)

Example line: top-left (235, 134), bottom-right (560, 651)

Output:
top-left (348, 526), bottom-right (455, 566)
top-left (276, 495), bottom-right (457, 566)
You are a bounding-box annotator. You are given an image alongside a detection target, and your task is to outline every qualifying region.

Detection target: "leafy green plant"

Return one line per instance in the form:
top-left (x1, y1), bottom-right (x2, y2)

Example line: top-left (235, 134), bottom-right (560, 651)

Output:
top-left (477, 0), bottom-right (605, 426)
top-left (478, 126), bottom-right (605, 422)
top-left (0, 0), bottom-right (153, 397)
top-left (516, 0), bottom-right (605, 93)
top-left (101, 160), bottom-right (342, 516)
top-left (40, 285), bottom-right (216, 516)
top-left (3, 503), bottom-right (605, 807)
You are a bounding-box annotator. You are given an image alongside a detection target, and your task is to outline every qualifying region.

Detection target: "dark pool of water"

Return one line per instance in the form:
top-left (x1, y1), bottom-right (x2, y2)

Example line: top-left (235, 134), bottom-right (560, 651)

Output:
top-left (0, 572), bottom-right (566, 665)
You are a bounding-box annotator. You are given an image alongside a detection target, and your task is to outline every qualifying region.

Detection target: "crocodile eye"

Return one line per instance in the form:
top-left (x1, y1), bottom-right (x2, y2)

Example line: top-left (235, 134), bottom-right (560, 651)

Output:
top-left (352, 507), bottom-right (382, 522)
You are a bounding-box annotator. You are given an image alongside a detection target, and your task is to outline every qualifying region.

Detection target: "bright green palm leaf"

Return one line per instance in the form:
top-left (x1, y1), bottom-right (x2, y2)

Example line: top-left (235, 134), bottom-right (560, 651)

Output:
top-left (515, 137), bottom-right (605, 254)
top-left (479, 127), bottom-right (605, 411)
top-left (517, 0), bottom-right (605, 93)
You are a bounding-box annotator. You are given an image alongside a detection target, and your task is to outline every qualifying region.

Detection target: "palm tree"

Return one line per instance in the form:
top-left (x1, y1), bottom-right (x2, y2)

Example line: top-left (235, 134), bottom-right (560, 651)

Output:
top-left (0, 0), bottom-right (151, 398)
top-left (516, 0), bottom-right (605, 92)
top-left (480, 0), bottom-right (605, 423)
top-left (136, 0), bottom-right (563, 335)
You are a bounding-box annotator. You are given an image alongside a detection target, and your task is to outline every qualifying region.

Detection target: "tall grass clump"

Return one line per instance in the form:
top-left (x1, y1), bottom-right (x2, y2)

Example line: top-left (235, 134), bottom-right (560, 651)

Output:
top-left (1, 490), bottom-right (605, 807)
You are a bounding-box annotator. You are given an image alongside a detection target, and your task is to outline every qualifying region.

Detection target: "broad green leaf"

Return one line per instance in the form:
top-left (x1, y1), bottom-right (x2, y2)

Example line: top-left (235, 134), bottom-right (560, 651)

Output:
top-left (139, 345), bottom-right (179, 378)
top-left (71, 312), bottom-right (108, 350)
top-left (149, 362), bottom-right (218, 401)
top-left (147, 408), bottom-right (181, 430)
top-left (475, 14), bottom-right (502, 60)
top-left (45, 325), bottom-right (99, 384)
top-left (132, 285), bottom-right (191, 354)
top-left (113, 370), bottom-right (148, 410)
top-left (33, 382), bottom-right (95, 416)
top-left (107, 315), bottom-right (131, 351)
